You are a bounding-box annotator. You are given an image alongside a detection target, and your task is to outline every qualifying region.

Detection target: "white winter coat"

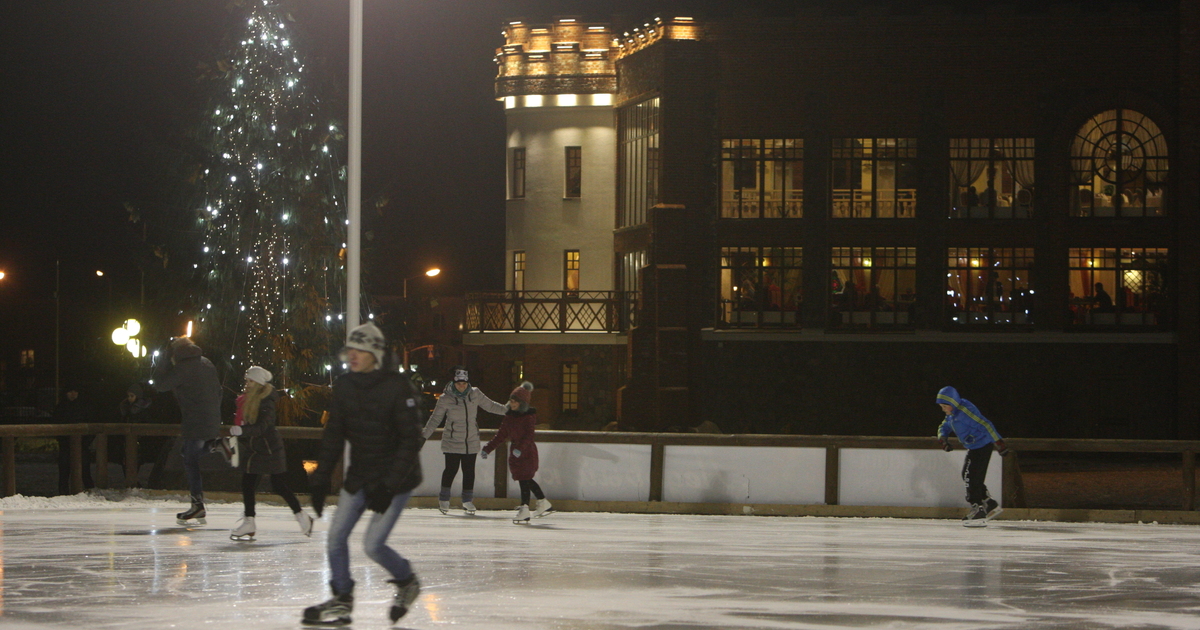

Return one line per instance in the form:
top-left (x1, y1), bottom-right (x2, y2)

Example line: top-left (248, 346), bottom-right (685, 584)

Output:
top-left (422, 383), bottom-right (508, 454)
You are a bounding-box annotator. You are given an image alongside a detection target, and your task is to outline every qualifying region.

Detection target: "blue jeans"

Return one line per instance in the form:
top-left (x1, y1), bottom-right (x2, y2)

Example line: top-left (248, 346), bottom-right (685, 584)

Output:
top-left (326, 488), bottom-right (413, 595)
top-left (180, 439), bottom-right (208, 499)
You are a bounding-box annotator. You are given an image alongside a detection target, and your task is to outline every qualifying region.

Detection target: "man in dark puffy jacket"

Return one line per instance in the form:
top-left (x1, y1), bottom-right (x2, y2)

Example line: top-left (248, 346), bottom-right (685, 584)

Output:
top-left (151, 337), bottom-right (221, 525)
top-left (303, 323), bottom-right (424, 627)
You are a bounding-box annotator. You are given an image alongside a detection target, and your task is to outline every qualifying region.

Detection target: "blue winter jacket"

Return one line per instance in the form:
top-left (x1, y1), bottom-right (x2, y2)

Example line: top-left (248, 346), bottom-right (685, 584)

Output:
top-left (936, 386), bottom-right (1002, 450)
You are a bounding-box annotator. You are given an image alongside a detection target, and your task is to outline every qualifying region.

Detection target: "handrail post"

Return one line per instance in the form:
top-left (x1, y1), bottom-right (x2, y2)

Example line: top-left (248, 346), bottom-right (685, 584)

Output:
top-left (494, 443), bottom-right (509, 499)
top-left (3, 436), bottom-right (16, 497)
top-left (125, 433), bottom-right (138, 488)
top-left (1184, 451), bottom-right (1196, 511)
top-left (649, 443), bottom-right (664, 502)
top-left (70, 433), bottom-right (83, 494)
top-left (824, 447), bottom-right (840, 505)
top-left (94, 432), bottom-right (108, 488)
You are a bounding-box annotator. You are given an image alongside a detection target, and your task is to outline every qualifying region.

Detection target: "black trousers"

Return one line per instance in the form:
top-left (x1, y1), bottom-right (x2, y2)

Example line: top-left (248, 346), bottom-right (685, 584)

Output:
top-left (441, 453), bottom-right (478, 493)
top-left (241, 472), bottom-right (302, 517)
top-left (962, 443), bottom-right (994, 506)
top-left (518, 479), bottom-right (544, 505)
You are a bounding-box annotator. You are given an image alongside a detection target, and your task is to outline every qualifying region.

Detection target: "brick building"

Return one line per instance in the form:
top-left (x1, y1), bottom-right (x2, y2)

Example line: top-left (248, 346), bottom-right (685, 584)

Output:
top-left (476, 2), bottom-right (1200, 439)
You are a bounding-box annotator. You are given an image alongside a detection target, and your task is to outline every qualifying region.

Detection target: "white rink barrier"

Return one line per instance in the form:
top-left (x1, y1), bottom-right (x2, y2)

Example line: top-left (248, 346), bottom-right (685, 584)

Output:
top-left (414, 433), bottom-right (1001, 508)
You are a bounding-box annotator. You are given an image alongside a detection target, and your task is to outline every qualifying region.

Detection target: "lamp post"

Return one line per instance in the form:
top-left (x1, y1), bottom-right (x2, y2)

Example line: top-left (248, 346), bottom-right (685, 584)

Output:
top-left (402, 268), bottom-right (441, 368)
top-left (346, 0), bottom-right (363, 333)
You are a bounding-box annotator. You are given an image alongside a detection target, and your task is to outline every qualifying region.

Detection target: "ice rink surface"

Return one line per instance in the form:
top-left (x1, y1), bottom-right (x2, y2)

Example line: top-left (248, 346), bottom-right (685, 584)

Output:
top-left (1, 494), bottom-right (1199, 629)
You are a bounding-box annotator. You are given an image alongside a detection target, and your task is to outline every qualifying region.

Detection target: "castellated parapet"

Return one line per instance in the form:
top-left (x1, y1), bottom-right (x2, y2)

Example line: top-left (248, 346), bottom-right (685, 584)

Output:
top-left (495, 18), bottom-right (617, 98)
top-left (495, 16), bottom-right (703, 99)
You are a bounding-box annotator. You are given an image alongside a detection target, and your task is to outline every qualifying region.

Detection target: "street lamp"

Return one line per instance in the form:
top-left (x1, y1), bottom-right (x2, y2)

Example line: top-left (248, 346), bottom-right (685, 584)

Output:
top-left (404, 267), bottom-right (441, 299)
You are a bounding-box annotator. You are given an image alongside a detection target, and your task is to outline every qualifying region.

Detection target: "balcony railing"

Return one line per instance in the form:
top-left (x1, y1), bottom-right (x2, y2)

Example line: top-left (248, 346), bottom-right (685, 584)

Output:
top-left (465, 291), bottom-right (637, 333)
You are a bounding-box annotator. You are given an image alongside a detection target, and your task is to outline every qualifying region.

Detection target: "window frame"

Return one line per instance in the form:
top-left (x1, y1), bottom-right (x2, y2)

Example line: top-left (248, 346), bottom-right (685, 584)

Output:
top-left (617, 97), bottom-right (660, 228)
top-left (719, 139), bottom-right (804, 218)
top-left (565, 146), bottom-right (582, 198)
top-left (945, 247), bottom-right (1035, 327)
top-left (1070, 109), bottom-right (1168, 218)
top-left (1067, 247), bottom-right (1169, 328)
top-left (564, 249), bottom-right (580, 296)
top-left (949, 139), bottom-right (1035, 219)
top-left (829, 246), bottom-right (918, 329)
top-left (511, 147), bottom-right (526, 200)
top-left (512, 250), bottom-right (525, 293)
top-left (561, 362), bottom-right (579, 411)
top-left (718, 246), bottom-right (803, 328)
top-left (831, 138), bottom-right (918, 219)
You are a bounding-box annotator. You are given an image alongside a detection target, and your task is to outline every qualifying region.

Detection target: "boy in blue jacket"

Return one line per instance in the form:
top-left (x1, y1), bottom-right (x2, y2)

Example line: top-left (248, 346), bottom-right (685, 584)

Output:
top-left (936, 386), bottom-right (1008, 527)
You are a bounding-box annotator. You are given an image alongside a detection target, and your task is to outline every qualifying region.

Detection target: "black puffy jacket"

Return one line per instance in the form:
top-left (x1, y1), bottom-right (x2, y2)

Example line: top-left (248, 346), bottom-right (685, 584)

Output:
top-left (315, 370), bottom-right (423, 495)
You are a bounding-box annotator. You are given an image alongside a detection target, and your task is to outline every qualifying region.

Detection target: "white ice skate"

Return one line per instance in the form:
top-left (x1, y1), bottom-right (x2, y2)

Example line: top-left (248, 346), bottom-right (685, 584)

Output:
top-left (513, 505), bottom-right (531, 524)
top-left (295, 510), bottom-right (314, 537)
top-left (230, 516), bottom-right (256, 541)
top-left (438, 500), bottom-right (450, 515)
top-left (532, 498), bottom-right (554, 518)
top-left (462, 501), bottom-right (477, 515)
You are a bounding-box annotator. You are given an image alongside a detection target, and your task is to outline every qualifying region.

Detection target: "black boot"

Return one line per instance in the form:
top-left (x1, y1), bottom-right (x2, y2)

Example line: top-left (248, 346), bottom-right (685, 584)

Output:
top-left (303, 587), bottom-right (354, 626)
top-left (388, 575), bottom-right (421, 622)
top-left (176, 495), bottom-right (206, 525)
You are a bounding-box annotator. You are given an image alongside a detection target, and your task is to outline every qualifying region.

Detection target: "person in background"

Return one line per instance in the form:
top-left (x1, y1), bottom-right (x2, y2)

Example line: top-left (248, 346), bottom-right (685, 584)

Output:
top-left (151, 337), bottom-right (221, 526)
top-left (228, 366), bottom-right (315, 541)
top-left (482, 381), bottom-right (553, 524)
top-left (421, 366), bottom-right (507, 515)
top-left (303, 323), bottom-right (424, 626)
top-left (53, 386), bottom-right (93, 494)
top-left (936, 386), bottom-right (1008, 527)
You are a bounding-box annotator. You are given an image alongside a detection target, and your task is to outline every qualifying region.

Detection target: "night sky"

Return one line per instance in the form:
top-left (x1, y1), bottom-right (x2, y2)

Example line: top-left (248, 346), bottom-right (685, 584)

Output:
top-left (0, 0), bottom-right (695, 306)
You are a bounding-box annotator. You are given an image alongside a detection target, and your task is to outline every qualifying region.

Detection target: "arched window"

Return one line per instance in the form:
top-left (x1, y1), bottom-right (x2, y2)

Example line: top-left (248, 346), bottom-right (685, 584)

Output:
top-left (1070, 109), bottom-right (1168, 217)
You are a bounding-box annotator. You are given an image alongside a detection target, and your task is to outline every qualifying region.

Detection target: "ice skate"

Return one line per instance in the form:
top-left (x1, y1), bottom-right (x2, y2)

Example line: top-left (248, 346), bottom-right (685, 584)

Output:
top-left (962, 503), bottom-right (988, 528)
top-left (462, 501), bottom-right (477, 515)
top-left (387, 575), bottom-right (421, 622)
top-left (295, 510), bottom-right (314, 537)
top-left (983, 497), bottom-right (1003, 522)
top-left (532, 498), bottom-right (554, 518)
top-left (302, 591), bottom-right (353, 627)
top-left (438, 500), bottom-right (450, 515)
top-left (176, 496), bottom-right (206, 526)
top-left (230, 516), bottom-right (256, 541)
top-left (513, 504), bottom-right (531, 524)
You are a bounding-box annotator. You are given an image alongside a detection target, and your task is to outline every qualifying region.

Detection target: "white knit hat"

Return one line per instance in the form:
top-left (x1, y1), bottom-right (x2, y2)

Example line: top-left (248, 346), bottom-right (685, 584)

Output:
top-left (245, 366), bottom-right (272, 385)
top-left (340, 323), bottom-right (386, 367)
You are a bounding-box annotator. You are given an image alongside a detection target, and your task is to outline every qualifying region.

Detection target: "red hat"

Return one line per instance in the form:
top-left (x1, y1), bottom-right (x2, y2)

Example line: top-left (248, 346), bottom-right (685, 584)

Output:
top-left (509, 381), bottom-right (533, 411)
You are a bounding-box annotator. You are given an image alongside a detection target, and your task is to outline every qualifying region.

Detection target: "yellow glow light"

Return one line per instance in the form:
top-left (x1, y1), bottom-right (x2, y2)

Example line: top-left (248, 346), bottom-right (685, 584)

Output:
top-left (425, 268), bottom-right (441, 277)
top-left (124, 319), bottom-right (141, 336)
top-left (112, 328), bottom-right (130, 346)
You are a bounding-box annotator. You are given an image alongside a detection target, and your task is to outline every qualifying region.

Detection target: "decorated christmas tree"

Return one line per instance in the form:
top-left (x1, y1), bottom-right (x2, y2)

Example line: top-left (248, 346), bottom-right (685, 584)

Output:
top-left (190, 0), bottom-right (347, 392)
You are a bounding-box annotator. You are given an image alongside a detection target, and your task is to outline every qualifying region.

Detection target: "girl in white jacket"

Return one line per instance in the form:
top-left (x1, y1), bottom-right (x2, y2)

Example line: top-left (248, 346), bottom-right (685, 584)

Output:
top-left (421, 367), bottom-right (507, 514)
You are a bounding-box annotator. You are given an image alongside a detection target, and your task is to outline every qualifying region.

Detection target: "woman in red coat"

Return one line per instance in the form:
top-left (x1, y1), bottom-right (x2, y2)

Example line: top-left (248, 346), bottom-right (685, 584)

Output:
top-left (482, 382), bottom-right (553, 523)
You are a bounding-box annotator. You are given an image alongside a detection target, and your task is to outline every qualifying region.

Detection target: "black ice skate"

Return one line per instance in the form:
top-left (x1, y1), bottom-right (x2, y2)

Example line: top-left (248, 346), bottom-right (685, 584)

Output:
top-left (387, 575), bottom-right (421, 622)
top-left (984, 497), bottom-right (1003, 522)
top-left (962, 503), bottom-right (988, 528)
top-left (302, 591), bottom-right (353, 626)
top-left (176, 496), bottom-right (206, 526)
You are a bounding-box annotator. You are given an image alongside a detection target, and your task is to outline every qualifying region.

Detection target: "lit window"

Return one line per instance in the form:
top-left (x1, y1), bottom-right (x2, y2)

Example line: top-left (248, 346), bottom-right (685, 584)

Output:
top-left (720, 139), bottom-right (803, 218)
top-left (1068, 248), bottom-right (1168, 326)
top-left (561, 362), bottom-right (579, 411)
top-left (564, 250), bottom-right (580, 296)
top-left (949, 139), bottom-right (1034, 219)
top-left (832, 138), bottom-right (917, 218)
top-left (946, 248), bottom-right (1034, 326)
top-left (830, 247), bottom-right (917, 328)
top-left (719, 247), bottom-right (802, 327)
top-left (512, 251), bottom-right (525, 293)
top-left (1070, 110), bottom-right (1167, 217)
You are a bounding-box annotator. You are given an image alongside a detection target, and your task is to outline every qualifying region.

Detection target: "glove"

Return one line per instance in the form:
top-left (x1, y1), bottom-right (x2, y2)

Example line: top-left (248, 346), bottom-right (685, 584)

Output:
top-left (365, 481), bottom-right (394, 514)
top-left (310, 473), bottom-right (330, 518)
top-left (229, 425), bottom-right (242, 436)
top-left (480, 450), bottom-right (489, 460)
top-left (938, 437), bottom-right (953, 452)
top-left (994, 439), bottom-right (1009, 457)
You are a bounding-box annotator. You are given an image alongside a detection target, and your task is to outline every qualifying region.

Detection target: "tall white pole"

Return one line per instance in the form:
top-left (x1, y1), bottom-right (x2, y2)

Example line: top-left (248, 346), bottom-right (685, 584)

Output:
top-left (346, 0), bottom-right (363, 334)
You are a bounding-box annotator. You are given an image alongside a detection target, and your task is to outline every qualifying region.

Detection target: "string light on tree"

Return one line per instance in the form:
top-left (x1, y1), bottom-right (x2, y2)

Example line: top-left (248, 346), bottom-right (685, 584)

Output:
top-left (192, 0), bottom-right (347, 383)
